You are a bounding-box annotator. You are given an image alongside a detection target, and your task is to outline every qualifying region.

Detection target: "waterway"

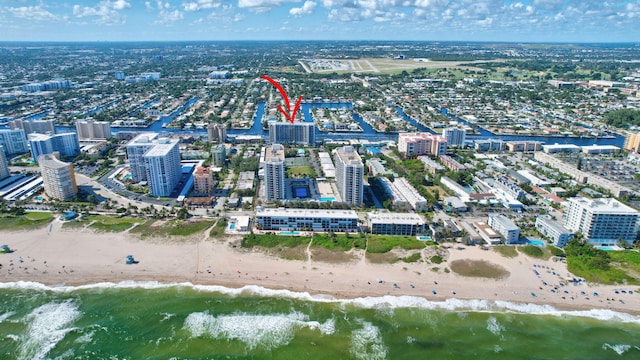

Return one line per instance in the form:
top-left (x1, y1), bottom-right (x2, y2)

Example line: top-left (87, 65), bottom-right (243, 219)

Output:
top-left (53, 101), bottom-right (624, 147)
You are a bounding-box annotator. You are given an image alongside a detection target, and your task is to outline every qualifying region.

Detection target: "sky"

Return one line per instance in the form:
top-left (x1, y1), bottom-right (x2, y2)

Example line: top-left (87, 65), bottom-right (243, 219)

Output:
top-left (1, 0), bottom-right (640, 42)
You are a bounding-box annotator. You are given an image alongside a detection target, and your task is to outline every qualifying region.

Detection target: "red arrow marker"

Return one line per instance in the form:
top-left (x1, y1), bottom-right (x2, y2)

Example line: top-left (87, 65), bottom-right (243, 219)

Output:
top-left (261, 75), bottom-right (302, 124)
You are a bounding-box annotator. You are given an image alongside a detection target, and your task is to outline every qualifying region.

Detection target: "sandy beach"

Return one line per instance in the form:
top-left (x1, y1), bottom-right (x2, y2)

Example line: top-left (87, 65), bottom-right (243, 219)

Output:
top-left (1, 220), bottom-right (638, 315)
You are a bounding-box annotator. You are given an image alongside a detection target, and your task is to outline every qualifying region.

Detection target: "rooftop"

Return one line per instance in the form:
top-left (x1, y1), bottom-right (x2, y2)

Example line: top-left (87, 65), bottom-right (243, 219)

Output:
top-left (368, 211), bottom-right (425, 225)
top-left (255, 207), bottom-right (358, 219)
top-left (568, 197), bottom-right (639, 214)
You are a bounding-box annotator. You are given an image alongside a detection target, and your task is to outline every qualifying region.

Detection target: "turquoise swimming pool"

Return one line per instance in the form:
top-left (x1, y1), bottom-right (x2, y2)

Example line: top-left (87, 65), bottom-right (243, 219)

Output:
top-left (229, 224), bottom-right (235, 230)
top-left (526, 239), bottom-right (546, 247)
top-left (280, 231), bottom-right (300, 235)
top-left (417, 236), bottom-right (432, 241)
top-left (319, 197), bottom-right (335, 202)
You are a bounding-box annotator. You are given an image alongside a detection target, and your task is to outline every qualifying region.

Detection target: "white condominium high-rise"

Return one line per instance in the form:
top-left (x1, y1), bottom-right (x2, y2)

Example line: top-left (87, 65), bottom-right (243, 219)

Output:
top-left (0, 129), bottom-right (29, 155)
top-left (28, 132), bottom-right (80, 163)
top-left (125, 133), bottom-right (182, 197)
top-left (397, 132), bottom-right (447, 157)
top-left (0, 145), bottom-right (10, 180)
top-left (263, 144), bottom-right (286, 202)
top-left (334, 146), bottom-right (364, 206)
top-left (75, 119), bottom-right (112, 139)
top-left (39, 153), bottom-right (77, 201)
top-left (269, 122), bottom-right (315, 146)
top-left (442, 127), bottom-right (466, 147)
top-left (563, 197), bottom-right (640, 246)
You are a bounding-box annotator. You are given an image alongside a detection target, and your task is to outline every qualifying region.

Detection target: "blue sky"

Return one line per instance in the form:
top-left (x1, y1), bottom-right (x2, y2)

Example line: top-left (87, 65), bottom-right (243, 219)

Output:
top-left (1, 0), bottom-right (639, 42)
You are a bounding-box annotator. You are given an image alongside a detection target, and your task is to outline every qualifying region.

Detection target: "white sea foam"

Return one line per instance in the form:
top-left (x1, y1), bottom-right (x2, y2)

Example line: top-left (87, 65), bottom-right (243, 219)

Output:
top-left (2, 281), bottom-right (640, 324)
top-left (486, 316), bottom-right (505, 338)
top-left (0, 311), bottom-right (15, 322)
top-left (183, 311), bottom-right (334, 350)
top-left (17, 300), bottom-right (81, 360)
top-left (602, 343), bottom-right (634, 355)
top-left (350, 321), bottom-right (388, 360)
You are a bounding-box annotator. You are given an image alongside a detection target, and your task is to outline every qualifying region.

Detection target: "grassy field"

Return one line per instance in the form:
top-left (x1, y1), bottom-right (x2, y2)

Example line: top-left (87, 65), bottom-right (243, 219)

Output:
top-left (241, 233), bottom-right (310, 249)
top-left (493, 246), bottom-right (518, 258)
top-left (86, 215), bottom-right (143, 233)
top-left (367, 235), bottom-right (426, 254)
top-left (518, 245), bottom-right (549, 259)
top-left (312, 233), bottom-right (366, 251)
top-left (209, 218), bottom-right (227, 238)
top-left (566, 250), bottom-right (640, 285)
top-left (286, 165), bottom-right (317, 178)
top-left (130, 219), bottom-right (215, 238)
top-left (449, 259), bottom-right (510, 279)
top-left (0, 212), bottom-right (53, 231)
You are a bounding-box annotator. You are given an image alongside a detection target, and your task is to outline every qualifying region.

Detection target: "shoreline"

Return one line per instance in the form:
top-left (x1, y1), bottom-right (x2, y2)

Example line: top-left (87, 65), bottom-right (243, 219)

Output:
top-left (1, 224), bottom-right (639, 317)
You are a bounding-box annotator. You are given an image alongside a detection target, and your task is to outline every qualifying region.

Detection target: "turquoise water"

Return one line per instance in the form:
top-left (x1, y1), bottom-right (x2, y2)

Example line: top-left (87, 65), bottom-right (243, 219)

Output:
top-left (123, 174), bottom-right (131, 180)
top-left (526, 239), bottom-right (546, 247)
top-left (0, 282), bottom-right (639, 359)
top-left (319, 197), bottom-right (335, 202)
top-left (229, 224), bottom-right (236, 230)
top-left (280, 231), bottom-right (300, 235)
top-left (417, 236), bottom-right (432, 241)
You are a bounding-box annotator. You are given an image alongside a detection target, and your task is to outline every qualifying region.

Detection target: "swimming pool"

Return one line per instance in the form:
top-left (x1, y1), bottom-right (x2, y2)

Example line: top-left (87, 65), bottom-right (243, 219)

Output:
top-left (598, 246), bottom-right (619, 251)
top-left (526, 239), bottom-right (546, 247)
top-left (229, 224), bottom-right (235, 230)
top-left (319, 197), bottom-right (335, 202)
top-left (417, 236), bottom-right (432, 241)
top-left (280, 231), bottom-right (300, 235)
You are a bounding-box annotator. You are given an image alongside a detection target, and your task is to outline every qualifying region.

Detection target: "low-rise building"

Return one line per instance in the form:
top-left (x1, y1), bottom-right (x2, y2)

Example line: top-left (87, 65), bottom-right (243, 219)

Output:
top-left (255, 207), bottom-right (359, 232)
top-left (535, 216), bottom-right (574, 247)
top-left (418, 156), bottom-right (445, 174)
top-left (505, 141), bottom-right (543, 152)
top-left (368, 212), bottom-right (426, 236)
top-left (488, 214), bottom-right (520, 244)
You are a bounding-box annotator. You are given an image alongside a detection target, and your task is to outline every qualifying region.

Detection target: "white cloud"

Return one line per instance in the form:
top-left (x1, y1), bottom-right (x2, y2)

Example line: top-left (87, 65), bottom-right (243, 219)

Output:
top-left (238, 0), bottom-right (298, 12)
top-left (8, 6), bottom-right (57, 21)
top-left (157, 9), bottom-right (184, 23)
top-left (72, 1), bottom-right (131, 25)
top-left (183, 0), bottom-right (222, 11)
top-left (289, 0), bottom-right (316, 16)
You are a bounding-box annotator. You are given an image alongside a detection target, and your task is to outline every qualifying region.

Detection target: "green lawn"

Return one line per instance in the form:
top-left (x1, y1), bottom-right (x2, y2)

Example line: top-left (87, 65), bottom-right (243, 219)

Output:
top-left (286, 166), bottom-right (317, 178)
top-left (0, 212), bottom-right (53, 231)
top-left (209, 218), bottom-right (227, 238)
top-left (493, 246), bottom-right (518, 258)
top-left (567, 250), bottom-right (640, 285)
top-left (366, 235), bottom-right (426, 254)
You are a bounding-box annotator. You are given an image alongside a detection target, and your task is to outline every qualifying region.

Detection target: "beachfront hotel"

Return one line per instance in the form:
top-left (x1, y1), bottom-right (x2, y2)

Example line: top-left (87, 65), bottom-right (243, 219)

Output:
top-left (488, 214), bottom-right (521, 244)
top-left (10, 118), bottom-right (55, 135)
top-left (38, 153), bottom-right (77, 201)
top-left (535, 216), bottom-right (574, 248)
top-left (255, 207), bottom-right (359, 232)
top-left (263, 144), bottom-right (286, 202)
top-left (563, 197), bottom-right (640, 246)
top-left (28, 132), bottom-right (80, 163)
top-left (368, 212), bottom-right (426, 236)
top-left (333, 146), bottom-right (364, 206)
top-left (397, 132), bottom-right (447, 157)
top-left (268, 122), bottom-right (315, 146)
top-left (125, 133), bottom-right (181, 197)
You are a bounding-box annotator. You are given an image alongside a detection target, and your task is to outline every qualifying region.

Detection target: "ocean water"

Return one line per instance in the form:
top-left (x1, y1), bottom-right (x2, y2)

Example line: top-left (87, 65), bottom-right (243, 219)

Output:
top-left (0, 282), bottom-right (639, 360)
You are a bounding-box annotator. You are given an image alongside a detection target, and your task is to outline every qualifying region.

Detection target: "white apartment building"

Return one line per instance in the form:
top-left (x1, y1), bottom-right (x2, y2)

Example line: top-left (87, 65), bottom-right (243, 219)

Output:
top-left (0, 129), bottom-right (29, 155)
top-left (392, 177), bottom-right (428, 211)
top-left (563, 197), bottom-right (640, 246)
top-left (29, 132), bottom-right (80, 163)
top-left (10, 119), bottom-right (55, 134)
top-left (334, 146), bottom-right (364, 206)
top-left (143, 139), bottom-right (181, 197)
top-left (255, 207), bottom-right (359, 232)
top-left (398, 132), bottom-right (447, 157)
top-left (269, 122), bottom-right (315, 146)
top-left (488, 214), bottom-right (520, 244)
top-left (443, 127), bottom-right (466, 147)
top-left (39, 153), bottom-right (77, 201)
top-left (368, 212), bottom-right (426, 236)
top-left (75, 119), bottom-right (112, 139)
top-left (207, 123), bottom-right (227, 143)
top-left (125, 133), bottom-right (181, 197)
top-left (263, 144), bottom-right (286, 202)
top-left (535, 216), bottom-right (574, 248)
